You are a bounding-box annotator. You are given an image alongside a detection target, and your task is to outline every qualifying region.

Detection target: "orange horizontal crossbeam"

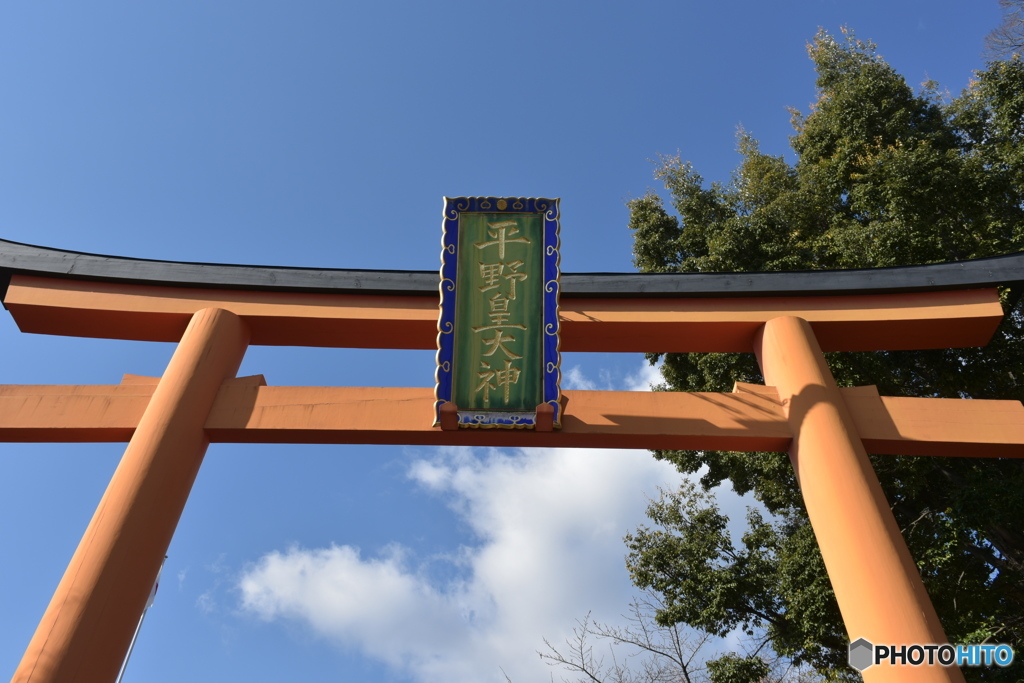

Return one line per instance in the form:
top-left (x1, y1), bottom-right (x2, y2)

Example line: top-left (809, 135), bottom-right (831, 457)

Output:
top-left (204, 384), bottom-right (791, 450)
top-left (4, 275), bottom-right (1005, 352)
top-left (843, 385), bottom-right (1024, 458)
top-left (1, 380), bottom-right (1021, 456)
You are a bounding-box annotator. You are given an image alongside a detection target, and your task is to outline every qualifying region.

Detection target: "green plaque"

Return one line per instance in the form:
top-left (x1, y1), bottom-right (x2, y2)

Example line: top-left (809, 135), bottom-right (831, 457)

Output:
top-left (452, 212), bottom-right (543, 412)
top-left (435, 197), bottom-right (562, 430)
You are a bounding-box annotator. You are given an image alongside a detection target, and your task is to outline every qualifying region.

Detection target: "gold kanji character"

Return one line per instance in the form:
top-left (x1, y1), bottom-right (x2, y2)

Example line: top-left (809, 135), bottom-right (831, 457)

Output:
top-left (503, 260), bottom-right (528, 300)
top-left (479, 328), bottom-right (522, 360)
top-left (475, 361), bottom-right (496, 406)
top-left (475, 360), bottom-right (521, 406)
top-left (475, 221), bottom-right (531, 259)
top-left (493, 360), bottom-right (521, 403)
top-left (479, 262), bottom-right (503, 292)
top-left (489, 291), bottom-right (510, 312)
top-left (486, 311), bottom-right (511, 326)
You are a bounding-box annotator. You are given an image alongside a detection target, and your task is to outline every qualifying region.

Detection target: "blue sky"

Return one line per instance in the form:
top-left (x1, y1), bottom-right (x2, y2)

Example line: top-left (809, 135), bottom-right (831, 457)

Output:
top-left (0, 2), bottom-right (1006, 681)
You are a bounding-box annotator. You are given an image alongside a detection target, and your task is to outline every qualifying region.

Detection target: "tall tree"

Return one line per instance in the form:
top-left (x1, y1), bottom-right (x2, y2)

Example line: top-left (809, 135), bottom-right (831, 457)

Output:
top-left (625, 30), bottom-right (1024, 681)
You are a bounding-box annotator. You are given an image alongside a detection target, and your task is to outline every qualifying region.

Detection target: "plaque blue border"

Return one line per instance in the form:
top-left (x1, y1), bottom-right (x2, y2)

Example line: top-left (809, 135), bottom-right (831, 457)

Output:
top-left (434, 197), bottom-right (562, 429)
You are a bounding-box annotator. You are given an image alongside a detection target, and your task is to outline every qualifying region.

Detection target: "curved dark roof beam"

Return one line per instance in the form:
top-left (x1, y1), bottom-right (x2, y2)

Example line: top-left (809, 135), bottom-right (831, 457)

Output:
top-left (2, 237), bottom-right (1024, 299)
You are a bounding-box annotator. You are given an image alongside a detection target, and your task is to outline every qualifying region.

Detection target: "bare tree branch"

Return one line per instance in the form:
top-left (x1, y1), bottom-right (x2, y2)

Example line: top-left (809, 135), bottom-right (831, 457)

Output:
top-left (986, 0), bottom-right (1024, 58)
top-left (536, 593), bottom-right (823, 683)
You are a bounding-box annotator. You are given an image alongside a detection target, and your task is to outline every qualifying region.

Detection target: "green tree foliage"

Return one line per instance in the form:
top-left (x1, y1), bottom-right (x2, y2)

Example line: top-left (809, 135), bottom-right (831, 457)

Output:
top-left (706, 654), bottom-right (771, 683)
top-left (625, 30), bottom-right (1024, 681)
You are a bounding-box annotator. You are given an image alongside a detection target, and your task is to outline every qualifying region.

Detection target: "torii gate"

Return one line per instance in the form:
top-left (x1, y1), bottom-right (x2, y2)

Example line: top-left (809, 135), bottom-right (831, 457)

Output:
top-left (2, 237), bottom-right (1023, 683)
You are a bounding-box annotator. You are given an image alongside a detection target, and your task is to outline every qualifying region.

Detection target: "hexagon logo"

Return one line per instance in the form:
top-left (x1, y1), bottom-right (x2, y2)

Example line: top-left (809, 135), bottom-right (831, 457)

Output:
top-left (849, 638), bottom-right (874, 671)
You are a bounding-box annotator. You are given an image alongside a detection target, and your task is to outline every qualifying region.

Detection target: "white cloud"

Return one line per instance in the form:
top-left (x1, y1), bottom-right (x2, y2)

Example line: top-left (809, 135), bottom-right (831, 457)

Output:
top-left (239, 447), bottom-right (681, 682)
top-left (562, 365), bottom-right (597, 390)
top-left (564, 358), bottom-right (664, 392)
top-left (236, 361), bottom-right (759, 683)
top-left (623, 359), bottom-right (666, 392)
top-left (240, 543), bottom-right (472, 671)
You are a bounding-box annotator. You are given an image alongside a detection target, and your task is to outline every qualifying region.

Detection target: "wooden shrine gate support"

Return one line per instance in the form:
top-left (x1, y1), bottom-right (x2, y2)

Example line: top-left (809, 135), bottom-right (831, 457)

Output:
top-left (4, 240), bottom-right (1024, 682)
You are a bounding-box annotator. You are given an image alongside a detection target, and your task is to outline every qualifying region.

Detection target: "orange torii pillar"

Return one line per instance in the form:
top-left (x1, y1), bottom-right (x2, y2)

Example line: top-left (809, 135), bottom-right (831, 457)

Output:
top-left (756, 316), bottom-right (961, 683)
top-left (13, 308), bottom-right (249, 683)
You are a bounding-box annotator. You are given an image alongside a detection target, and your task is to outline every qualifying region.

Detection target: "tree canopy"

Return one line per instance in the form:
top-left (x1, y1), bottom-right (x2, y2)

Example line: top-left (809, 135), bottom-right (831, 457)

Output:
top-left (625, 29), bottom-right (1024, 681)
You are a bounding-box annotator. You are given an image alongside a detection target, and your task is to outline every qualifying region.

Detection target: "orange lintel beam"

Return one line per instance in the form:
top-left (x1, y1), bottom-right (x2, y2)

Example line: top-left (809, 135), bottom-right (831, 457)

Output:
top-left (2, 382), bottom-right (1023, 456)
top-left (4, 275), bottom-right (1004, 352)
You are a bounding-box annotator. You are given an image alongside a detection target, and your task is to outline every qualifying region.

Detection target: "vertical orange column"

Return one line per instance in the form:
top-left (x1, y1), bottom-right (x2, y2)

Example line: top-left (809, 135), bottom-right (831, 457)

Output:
top-left (755, 316), bottom-right (962, 683)
top-left (14, 308), bottom-right (249, 683)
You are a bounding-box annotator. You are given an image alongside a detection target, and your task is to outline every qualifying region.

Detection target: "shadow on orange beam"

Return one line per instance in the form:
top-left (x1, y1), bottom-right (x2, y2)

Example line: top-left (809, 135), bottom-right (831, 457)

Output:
top-left (1, 382), bottom-right (1022, 457)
